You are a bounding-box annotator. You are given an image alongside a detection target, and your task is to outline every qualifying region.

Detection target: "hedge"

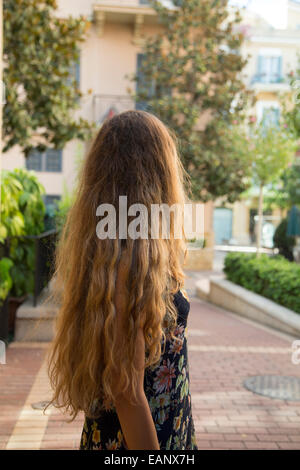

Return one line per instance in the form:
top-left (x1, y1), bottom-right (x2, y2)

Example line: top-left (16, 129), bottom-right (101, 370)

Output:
top-left (224, 252), bottom-right (300, 314)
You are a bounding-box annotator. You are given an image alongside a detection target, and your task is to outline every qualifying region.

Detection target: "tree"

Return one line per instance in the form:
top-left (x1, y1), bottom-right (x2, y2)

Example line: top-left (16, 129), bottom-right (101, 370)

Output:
top-left (249, 120), bottom-right (298, 255)
top-left (263, 160), bottom-right (300, 212)
top-left (3, 0), bottom-right (94, 156)
top-left (286, 55), bottom-right (300, 137)
top-left (128, 0), bottom-right (253, 202)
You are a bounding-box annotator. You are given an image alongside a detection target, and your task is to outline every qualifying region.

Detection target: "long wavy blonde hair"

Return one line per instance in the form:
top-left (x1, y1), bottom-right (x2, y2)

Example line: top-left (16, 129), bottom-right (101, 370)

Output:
top-left (47, 110), bottom-right (190, 420)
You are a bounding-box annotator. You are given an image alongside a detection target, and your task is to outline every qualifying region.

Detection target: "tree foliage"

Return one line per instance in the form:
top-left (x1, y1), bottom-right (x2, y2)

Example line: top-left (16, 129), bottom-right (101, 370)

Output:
top-left (0, 258), bottom-right (13, 304)
top-left (3, 0), bottom-right (94, 155)
top-left (250, 122), bottom-right (298, 188)
top-left (248, 119), bottom-right (297, 254)
top-left (286, 54), bottom-right (300, 137)
top-left (129, 0), bottom-right (253, 202)
top-left (0, 169), bottom-right (46, 297)
top-left (264, 161), bottom-right (300, 211)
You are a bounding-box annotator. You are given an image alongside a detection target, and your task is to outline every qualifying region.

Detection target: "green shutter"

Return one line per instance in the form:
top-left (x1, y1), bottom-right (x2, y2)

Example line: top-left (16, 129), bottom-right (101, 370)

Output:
top-left (277, 56), bottom-right (282, 81)
top-left (257, 55), bottom-right (263, 81)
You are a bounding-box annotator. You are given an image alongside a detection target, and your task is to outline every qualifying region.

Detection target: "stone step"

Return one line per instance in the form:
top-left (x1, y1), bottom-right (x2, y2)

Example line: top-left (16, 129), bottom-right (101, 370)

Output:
top-left (14, 286), bottom-right (59, 342)
top-left (195, 278), bottom-right (210, 301)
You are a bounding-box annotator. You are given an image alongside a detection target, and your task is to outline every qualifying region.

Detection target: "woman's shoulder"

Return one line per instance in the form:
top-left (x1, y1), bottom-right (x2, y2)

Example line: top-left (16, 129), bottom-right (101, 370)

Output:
top-left (178, 288), bottom-right (190, 302)
top-left (173, 288), bottom-right (190, 322)
top-left (173, 288), bottom-right (190, 303)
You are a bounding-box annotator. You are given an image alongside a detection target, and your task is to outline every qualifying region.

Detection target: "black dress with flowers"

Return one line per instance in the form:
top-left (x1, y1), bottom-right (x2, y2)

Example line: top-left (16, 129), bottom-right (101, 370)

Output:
top-left (79, 289), bottom-right (198, 450)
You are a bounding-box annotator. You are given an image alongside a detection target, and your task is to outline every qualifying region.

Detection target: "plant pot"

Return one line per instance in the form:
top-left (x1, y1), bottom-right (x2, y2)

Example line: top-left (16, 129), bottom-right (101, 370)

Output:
top-left (0, 296), bottom-right (10, 343)
top-left (8, 295), bottom-right (27, 335)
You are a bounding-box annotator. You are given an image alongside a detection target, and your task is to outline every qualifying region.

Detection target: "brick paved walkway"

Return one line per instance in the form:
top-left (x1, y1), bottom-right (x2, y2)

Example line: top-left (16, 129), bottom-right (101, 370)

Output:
top-left (1, 274), bottom-right (300, 450)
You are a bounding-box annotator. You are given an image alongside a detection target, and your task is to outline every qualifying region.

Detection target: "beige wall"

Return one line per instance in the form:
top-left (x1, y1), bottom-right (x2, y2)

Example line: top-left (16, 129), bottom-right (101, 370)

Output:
top-left (3, 0), bottom-right (300, 252)
top-left (287, 0), bottom-right (300, 29)
top-left (2, 1), bottom-right (162, 197)
top-left (232, 201), bottom-right (251, 245)
top-left (2, 139), bottom-right (84, 196)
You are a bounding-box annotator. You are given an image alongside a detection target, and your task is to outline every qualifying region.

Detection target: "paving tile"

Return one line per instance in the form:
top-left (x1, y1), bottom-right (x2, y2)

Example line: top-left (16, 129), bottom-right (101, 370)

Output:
top-left (1, 273), bottom-right (300, 450)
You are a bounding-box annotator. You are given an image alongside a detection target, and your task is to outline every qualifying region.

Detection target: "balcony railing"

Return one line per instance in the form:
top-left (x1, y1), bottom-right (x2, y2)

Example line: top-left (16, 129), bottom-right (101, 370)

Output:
top-left (92, 94), bottom-right (137, 123)
top-left (251, 73), bottom-right (287, 85)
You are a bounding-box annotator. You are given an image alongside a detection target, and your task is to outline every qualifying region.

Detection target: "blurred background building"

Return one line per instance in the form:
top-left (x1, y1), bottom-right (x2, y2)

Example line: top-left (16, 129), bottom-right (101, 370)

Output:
top-left (2, 0), bottom-right (300, 257)
top-left (214, 0), bottom-right (300, 247)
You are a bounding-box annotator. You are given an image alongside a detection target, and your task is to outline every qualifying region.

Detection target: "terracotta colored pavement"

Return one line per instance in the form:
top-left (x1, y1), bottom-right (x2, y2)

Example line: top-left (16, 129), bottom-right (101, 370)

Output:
top-left (1, 275), bottom-right (300, 450)
top-left (188, 299), bottom-right (300, 450)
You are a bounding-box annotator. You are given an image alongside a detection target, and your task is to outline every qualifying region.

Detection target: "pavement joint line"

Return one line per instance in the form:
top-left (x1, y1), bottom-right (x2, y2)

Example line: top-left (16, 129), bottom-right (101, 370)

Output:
top-left (188, 329), bottom-right (210, 336)
top-left (3, 286), bottom-right (300, 450)
top-left (222, 310), bottom-right (300, 343)
top-left (5, 359), bottom-right (52, 450)
top-left (188, 344), bottom-right (293, 353)
top-left (191, 391), bottom-right (258, 399)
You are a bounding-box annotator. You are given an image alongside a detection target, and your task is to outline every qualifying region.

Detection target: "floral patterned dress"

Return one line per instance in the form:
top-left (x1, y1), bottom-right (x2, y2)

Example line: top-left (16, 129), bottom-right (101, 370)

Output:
top-left (79, 289), bottom-right (198, 450)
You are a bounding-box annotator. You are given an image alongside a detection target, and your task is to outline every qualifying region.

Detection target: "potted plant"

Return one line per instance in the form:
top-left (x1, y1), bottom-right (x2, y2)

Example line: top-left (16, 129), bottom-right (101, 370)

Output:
top-left (0, 257), bottom-right (13, 342)
top-left (0, 168), bottom-right (46, 336)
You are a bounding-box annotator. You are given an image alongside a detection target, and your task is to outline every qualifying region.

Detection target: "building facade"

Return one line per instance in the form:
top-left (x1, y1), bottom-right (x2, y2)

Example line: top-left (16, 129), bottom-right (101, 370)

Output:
top-left (214, 0), bottom-right (300, 247)
top-left (3, 0), bottom-right (162, 204)
top-left (3, 0), bottom-right (300, 251)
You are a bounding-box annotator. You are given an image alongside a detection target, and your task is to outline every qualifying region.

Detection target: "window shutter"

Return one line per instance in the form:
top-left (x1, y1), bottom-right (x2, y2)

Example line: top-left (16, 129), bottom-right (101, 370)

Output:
top-left (67, 56), bottom-right (80, 90)
top-left (257, 56), bottom-right (263, 80)
top-left (136, 53), bottom-right (154, 111)
top-left (26, 150), bottom-right (43, 171)
top-left (75, 55), bottom-right (80, 89)
top-left (277, 56), bottom-right (282, 81)
top-left (45, 149), bottom-right (63, 172)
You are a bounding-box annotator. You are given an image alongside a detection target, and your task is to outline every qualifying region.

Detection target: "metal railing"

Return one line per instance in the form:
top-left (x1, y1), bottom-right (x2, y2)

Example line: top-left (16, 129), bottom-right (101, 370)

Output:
top-left (92, 94), bottom-right (136, 123)
top-left (32, 230), bottom-right (58, 306)
top-left (3, 229), bottom-right (58, 307)
top-left (251, 73), bottom-right (286, 85)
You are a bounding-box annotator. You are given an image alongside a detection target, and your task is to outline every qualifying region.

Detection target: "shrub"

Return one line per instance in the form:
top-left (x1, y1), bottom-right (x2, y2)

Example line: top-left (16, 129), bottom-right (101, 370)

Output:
top-left (224, 252), bottom-right (300, 313)
top-left (0, 171), bottom-right (24, 242)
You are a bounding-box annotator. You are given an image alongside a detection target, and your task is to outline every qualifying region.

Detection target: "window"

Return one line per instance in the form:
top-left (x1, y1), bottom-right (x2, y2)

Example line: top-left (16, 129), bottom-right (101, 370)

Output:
top-left (45, 149), bottom-right (63, 172)
top-left (256, 49), bottom-right (283, 84)
top-left (135, 53), bottom-right (154, 111)
top-left (67, 55), bottom-right (80, 90)
top-left (26, 150), bottom-right (42, 171)
top-left (26, 148), bottom-right (63, 172)
top-left (258, 56), bottom-right (282, 83)
top-left (262, 107), bottom-right (280, 128)
top-left (44, 195), bottom-right (61, 230)
top-left (256, 100), bottom-right (280, 128)
top-left (44, 195), bottom-right (61, 207)
top-left (135, 53), bottom-right (171, 111)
